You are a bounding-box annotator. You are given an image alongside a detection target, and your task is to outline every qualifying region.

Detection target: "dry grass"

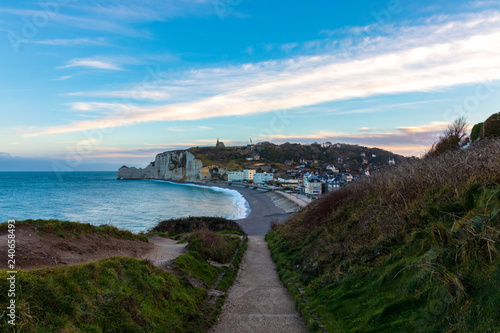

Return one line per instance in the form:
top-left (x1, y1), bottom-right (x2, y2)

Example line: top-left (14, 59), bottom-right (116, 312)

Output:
top-left (268, 139), bottom-right (500, 331)
top-left (294, 139), bottom-right (500, 246)
top-left (187, 228), bottom-right (240, 263)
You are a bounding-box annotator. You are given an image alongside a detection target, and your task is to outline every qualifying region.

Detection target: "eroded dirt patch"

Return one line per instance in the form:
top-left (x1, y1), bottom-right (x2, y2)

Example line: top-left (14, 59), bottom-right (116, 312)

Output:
top-left (0, 225), bottom-right (186, 270)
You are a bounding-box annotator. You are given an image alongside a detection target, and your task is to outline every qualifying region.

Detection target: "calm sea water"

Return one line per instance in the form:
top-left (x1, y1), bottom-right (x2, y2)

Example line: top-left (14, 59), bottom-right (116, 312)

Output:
top-left (0, 172), bottom-right (249, 233)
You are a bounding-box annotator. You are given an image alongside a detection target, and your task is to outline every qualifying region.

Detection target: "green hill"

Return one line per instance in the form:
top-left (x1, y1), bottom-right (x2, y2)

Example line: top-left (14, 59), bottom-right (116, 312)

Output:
top-left (189, 142), bottom-right (406, 173)
top-left (267, 138), bottom-right (500, 332)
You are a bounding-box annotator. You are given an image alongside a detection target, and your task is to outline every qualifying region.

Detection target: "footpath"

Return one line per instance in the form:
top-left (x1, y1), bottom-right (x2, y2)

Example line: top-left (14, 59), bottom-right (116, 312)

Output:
top-left (275, 191), bottom-right (311, 208)
top-left (211, 236), bottom-right (307, 333)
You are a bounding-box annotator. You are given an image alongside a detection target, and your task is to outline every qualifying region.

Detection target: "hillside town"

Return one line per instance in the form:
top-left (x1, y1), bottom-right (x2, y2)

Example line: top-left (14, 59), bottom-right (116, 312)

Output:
top-left (218, 140), bottom-right (400, 198)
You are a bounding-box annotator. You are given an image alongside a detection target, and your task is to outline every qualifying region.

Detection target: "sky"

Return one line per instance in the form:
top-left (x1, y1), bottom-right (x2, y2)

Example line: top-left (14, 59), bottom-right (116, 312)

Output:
top-left (1, 0), bottom-right (500, 171)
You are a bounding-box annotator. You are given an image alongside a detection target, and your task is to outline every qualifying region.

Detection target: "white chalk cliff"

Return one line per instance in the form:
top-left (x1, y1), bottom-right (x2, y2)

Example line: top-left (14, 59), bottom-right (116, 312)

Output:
top-left (117, 150), bottom-right (227, 181)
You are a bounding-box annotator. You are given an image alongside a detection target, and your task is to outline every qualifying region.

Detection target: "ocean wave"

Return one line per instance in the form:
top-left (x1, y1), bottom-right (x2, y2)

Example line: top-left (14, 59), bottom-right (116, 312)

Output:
top-left (151, 180), bottom-right (251, 220)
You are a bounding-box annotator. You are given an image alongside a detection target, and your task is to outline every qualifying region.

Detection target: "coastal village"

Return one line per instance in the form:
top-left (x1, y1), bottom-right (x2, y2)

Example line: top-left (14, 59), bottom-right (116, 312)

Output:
top-left (213, 139), bottom-right (400, 198)
top-left (117, 138), bottom-right (405, 199)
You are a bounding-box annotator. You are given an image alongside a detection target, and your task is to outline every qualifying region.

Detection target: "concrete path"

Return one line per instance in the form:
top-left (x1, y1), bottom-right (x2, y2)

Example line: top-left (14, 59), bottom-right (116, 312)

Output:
top-left (275, 191), bottom-right (312, 208)
top-left (211, 236), bottom-right (308, 333)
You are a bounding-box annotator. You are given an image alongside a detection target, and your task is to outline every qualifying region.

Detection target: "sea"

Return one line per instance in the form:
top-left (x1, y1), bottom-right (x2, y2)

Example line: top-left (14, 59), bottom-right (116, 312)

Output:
top-left (0, 172), bottom-right (250, 233)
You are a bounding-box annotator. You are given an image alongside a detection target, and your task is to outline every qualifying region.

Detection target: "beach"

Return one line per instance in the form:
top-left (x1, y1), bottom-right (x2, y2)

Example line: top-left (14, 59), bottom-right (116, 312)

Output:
top-left (200, 182), bottom-right (301, 236)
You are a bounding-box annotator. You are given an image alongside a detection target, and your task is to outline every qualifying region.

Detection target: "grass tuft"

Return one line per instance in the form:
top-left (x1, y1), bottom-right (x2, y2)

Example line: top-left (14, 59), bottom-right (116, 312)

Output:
top-left (186, 229), bottom-right (240, 264)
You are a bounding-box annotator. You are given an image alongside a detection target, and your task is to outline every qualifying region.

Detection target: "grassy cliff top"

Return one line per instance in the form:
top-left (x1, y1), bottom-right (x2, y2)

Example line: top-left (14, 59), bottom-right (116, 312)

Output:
top-left (267, 138), bottom-right (500, 332)
top-left (0, 219), bottom-right (247, 331)
top-left (0, 219), bottom-right (148, 242)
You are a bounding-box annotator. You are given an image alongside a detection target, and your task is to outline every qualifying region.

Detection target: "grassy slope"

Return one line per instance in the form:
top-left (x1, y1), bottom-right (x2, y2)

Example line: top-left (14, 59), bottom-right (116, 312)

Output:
top-left (0, 221), bottom-right (247, 332)
top-left (0, 219), bottom-right (148, 242)
top-left (267, 139), bottom-right (500, 332)
top-left (0, 257), bottom-right (206, 332)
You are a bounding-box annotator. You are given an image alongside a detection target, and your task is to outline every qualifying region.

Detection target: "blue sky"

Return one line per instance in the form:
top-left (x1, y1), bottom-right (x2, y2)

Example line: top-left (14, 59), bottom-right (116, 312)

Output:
top-left (1, 0), bottom-right (500, 171)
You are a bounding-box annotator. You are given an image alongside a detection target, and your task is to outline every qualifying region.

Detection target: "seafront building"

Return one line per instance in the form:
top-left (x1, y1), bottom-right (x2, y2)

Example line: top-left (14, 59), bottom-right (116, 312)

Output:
top-left (227, 171), bottom-right (245, 182)
top-left (253, 172), bottom-right (274, 184)
top-left (243, 169), bottom-right (256, 181)
top-left (277, 177), bottom-right (299, 189)
top-left (303, 175), bottom-right (322, 196)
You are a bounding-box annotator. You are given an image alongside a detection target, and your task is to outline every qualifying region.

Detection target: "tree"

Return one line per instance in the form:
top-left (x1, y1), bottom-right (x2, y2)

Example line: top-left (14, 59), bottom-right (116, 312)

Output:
top-left (426, 116), bottom-right (468, 158)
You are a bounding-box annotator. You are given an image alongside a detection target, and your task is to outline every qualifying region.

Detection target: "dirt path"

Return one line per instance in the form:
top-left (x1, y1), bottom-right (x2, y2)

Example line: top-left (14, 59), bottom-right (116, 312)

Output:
top-left (0, 226), bottom-right (186, 270)
top-left (211, 236), bottom-right (307, 333)
top-left (143, 234), bottom-right (187, 268)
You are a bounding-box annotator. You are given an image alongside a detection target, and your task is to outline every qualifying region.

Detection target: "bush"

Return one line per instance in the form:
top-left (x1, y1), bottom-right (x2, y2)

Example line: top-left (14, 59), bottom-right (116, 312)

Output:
top-left (483, 112), bottom-right (500, 138)
top-left (150, 216), bottom-right (244, 235)
top-left (186, 229), bottom-right (240, 263)
top-left (470, 122), bottom-right (483, 142)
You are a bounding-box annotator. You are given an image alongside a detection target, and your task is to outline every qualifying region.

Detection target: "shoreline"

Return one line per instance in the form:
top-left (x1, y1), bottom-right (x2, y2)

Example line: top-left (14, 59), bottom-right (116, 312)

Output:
top-left (166, 180), bottom-right (301, 236)
top-left (160, 179), bottom-right (251, 220)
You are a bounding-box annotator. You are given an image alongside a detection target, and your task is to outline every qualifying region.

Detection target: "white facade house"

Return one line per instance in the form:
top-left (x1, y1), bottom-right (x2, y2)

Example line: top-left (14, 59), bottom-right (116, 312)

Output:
top-left (327, 180), bottom-right (341, 192)
top-left (278, 178), bottom-right (299, 184)
top-left (326, 165), bottom-right (339, 173)
top-left (278, 177), bottom-right (299, 189)
top-left (304, 175), bottom-right (322, 196)
top-left (253, 173), bottom-right (274, 184)
top-left (227, 171), bottom-right (244, 182)
top-left (340, 173), bottom-right (353, 182)
top-left (243, 169), bottom-right (256, 181)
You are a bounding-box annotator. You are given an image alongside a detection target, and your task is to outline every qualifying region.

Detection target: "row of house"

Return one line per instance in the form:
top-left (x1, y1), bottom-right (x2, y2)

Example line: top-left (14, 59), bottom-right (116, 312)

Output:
top-left (284, 153), bottom-right (394, 170)
top-left (271, 171), bottom-right (360, 197)
top-left (226, 168), bottom-right (364, 198)
top-left (227, 169), bottom-right (274, 184)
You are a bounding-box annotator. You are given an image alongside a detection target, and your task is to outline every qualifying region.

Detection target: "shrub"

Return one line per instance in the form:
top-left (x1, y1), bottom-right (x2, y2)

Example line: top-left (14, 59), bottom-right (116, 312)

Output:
top-left (186, 229), bottom-right (240, 263)
top-left (150, 216), bottom-right (244, 236)
top-left (470, 122), bottom-right (483, 142)
top-left (483, 112), bottom-right (500, 138)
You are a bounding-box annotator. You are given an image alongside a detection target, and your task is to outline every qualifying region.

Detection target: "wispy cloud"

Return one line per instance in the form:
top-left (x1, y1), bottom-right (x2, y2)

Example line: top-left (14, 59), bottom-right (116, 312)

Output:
top-left (59, 58), bottom-right (124, 71)
top-left (281, 42), bottom-right (299, 52)
top-left (52, 75), bottom-right (72, 81)
top-left (166, 125), bottom-right (213, 132)
top-left (34, 37), bottom-right (107, 46)
top-left (67, 102), bottom-right (131, 112)
top-left (257, 121), bottom-right (447, 156)
top-left (0, 8), bottom-right (147, 37)
top-left (397, 122), bottom-right (449, 134)
top-left (0, 0), bottom-right (218, 38)
top-left (65, 89), bottom-right (169, 101)
top-left (33, 11), bottom-right (500, 136)
top-left (67, 0), bottom-right (217, 21)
